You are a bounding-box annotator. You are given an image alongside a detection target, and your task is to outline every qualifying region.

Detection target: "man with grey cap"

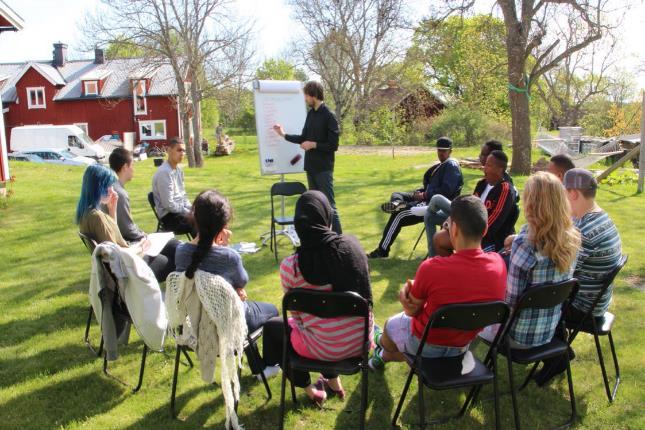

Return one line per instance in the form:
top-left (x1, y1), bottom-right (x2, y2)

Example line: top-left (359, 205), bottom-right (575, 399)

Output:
top-left (368, 136), bottom-right (463, 258)
top-left (535, 168), bottom-right (623, 385)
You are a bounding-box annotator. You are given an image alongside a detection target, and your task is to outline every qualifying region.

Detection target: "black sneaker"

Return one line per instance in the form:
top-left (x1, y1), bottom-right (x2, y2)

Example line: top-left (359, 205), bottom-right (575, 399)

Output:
top-left (381, 201), bottom-right (406, 213)
top-left (367, 248), bottom-right (388, 259)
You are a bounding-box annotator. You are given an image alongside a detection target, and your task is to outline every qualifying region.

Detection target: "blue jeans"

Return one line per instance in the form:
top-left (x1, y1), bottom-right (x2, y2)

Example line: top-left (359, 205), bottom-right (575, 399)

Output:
top-left (307, 170), bottom-right (342, 233)
top-left (244, 300), bottom-right (279, 374)
top-left (424, 194), bottom-right (451, 256)
top-left (405, 335), bottom-right (468, 358)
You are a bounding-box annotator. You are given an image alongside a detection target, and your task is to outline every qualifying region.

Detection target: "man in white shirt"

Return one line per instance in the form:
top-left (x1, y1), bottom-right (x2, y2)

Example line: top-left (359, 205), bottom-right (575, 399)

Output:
top-left (152, 138), bottom-right (195, 236)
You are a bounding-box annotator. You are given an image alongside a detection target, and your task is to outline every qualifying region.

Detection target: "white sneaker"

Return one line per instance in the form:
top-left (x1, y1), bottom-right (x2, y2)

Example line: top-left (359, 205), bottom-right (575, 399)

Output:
top-left (256, 364), bottom-right (280, 381)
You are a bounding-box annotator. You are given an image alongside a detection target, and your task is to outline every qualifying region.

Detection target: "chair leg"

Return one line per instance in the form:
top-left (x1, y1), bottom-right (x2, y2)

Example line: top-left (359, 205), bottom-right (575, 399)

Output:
top-left (593, 332), bottom-right (613, 403)
top-left (563, 352), bottom-right (577, 429)
top-left (102, 343), bottom-right (147, 393)
top-left (519, 362), bottom-right (539, 392)
top-left (290, 377), bottom-right (297, 406)
top-left (506, 353), bottom-right (521, 430)
top-left (359, 365), bottom-right (368, 430)
top-left (279, 370), bottom-right (287, 430)
top-left (84, 306), bottom-right (103, 357)
top-left (170, 346), bottom-right (182, 418)
top-left (392, 368), bottom-right (414, 427)
top-left (408, 227), bottom-right (425, 260)
top-left (607, 331), bottom-right (620, 402)
top-left (132, 344), bottom-right (148, 393)
top-left (417, 375), bottom-right (425, 429)
top-left (246, 340), bottom-right (272, 400)
top-left (492, 353), bottom-right (501, 430)
top-left (182, 348), bottom-right (194, 368)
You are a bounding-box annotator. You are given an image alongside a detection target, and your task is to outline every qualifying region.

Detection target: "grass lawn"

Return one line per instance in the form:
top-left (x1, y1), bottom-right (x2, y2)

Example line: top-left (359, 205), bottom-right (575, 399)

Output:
top-left (0, 136), bottom-right (643, 429)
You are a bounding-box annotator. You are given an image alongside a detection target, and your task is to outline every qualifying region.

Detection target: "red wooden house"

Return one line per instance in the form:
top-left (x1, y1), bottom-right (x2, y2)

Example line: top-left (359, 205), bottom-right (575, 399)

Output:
top-left (1, 43), bottom-right (186, 154)
top-left (0, 0), bottom-right (24, 184)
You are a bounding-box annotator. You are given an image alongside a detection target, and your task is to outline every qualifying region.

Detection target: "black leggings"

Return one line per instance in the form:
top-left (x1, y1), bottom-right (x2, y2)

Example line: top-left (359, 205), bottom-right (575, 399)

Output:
top-left (262, 317), bottom-right (338, 388)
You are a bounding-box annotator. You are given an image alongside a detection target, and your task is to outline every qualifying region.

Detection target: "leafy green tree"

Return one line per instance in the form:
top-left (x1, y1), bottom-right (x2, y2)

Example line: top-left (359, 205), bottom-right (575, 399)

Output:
top-left (256, 58), bottom-right (308, 81)
top-left (409, 15), bottom-right (508, 119)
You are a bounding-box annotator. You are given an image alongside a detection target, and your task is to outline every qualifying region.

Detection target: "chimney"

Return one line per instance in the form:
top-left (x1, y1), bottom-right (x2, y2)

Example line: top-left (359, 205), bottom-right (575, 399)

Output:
top-left (52, 43), bottom-right (67, 67)
top-left (94, 47), bottom-right (105, 64)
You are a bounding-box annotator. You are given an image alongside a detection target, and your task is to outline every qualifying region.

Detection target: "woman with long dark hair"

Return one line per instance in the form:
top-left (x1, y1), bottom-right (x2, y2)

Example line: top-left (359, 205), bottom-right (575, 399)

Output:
top-left (174, 189), bottom-right (279, 376)
top-left (261, 190), bottom-right (373, 407)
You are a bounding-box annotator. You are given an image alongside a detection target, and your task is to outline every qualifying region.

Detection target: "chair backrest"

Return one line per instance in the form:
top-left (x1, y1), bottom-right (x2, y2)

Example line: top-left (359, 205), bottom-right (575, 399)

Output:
top-left (416, 301), bottom-right (510, 364)
top-left (593, 254), bottom-right (628, 305)
top-left (271, 181), bottom-right (307, 198)
top-left (283, 289), bottom-right (370, 319)
top-left (514, 279), bottom-right (578, 312)
top-left (78, 231), bottom-right (98, 254)
top-left (147, 191), bottom-right (161, 222)
top-left (282, 289), bottom-right (371, 358)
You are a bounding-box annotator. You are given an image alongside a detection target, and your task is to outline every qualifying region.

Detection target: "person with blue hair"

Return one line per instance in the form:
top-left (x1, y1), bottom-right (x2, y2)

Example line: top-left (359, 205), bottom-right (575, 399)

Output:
top-left (76, 164), bottom-right (175, 282)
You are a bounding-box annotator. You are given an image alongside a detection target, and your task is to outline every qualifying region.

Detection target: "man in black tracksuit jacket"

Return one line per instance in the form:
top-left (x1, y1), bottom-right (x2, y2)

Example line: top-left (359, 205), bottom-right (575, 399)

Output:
top-left (273, 81), bottom-right (342, 233)
top-left (368, 137), bottom-right (463, 258)
top-left (433, 150), bottom-right (518, 256)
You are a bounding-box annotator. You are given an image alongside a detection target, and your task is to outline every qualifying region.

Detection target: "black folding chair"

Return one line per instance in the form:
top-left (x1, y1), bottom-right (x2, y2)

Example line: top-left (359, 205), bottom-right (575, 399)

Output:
top-left (565, 255), bottom-right (627, 402)
top-left (498, 279), bottom-right (579, 430)
top-left (79, 232), bottom-right (104, 357)
top-left (147, 191), bottom-right (192, 240)
top-left (279, 289), bottom-right (371, 430)
top-left (81, 235), bottom-right (149, 392)
top-left (147, 191), bottom-right (164, 233)
top-left (98, 252), bottom-right (149, 393)
top-left (270, 182), bottom-right (307, 261)
top-left (391, 301), bottom-right (510, 429)
top-left (170, 327), bottom-right (272, 418)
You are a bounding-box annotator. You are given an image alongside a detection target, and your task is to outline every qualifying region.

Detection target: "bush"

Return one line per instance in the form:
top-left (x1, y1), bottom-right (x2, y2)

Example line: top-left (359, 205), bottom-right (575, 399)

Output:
top-left (426, 104), bottom-right (510, 146)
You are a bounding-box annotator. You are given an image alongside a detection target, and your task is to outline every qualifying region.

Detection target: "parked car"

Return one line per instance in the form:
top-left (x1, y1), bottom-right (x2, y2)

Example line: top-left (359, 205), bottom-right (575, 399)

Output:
top-left (10, 125), bottom-right (106, 161)
top-left (17, 149), bottom-right (97, 166)
top-left (8, 152), bottom-right (45, 163)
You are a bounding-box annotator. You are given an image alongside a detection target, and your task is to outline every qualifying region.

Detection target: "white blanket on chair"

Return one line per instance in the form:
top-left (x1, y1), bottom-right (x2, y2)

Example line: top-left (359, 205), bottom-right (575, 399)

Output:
top-left (165, 270), bottom-right (247, 430)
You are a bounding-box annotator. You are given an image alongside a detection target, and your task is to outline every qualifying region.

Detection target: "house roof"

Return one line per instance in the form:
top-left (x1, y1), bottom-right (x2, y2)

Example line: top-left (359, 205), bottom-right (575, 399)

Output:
top-left (0, 57), bottom-right (179, 103)
top-left (0, 0), bottom-right (25, 32)
top-left (370, 83), bottom-right (446, 108)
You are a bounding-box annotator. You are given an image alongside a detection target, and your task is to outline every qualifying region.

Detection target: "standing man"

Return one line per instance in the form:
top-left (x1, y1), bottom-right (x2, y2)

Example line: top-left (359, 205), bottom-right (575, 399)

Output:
top-left (272, 81), bottom-right (342, 233)
top-left (152, 137), bottom-right (195, 236)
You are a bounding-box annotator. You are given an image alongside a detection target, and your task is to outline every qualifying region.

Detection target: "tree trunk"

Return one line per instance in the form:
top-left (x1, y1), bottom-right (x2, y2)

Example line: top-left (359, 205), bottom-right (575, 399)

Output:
top-left (508, 88), bottom-right (532, 174)
top-left (176, 84), bottom-right (195, 168)
top-left (504, 24), bottom-right (532, 175)
top-left (190, 83), bottom-right (203, 167)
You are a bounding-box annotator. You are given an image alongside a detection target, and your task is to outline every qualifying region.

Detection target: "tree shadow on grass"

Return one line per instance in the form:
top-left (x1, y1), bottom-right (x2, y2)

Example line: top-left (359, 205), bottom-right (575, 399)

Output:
top-left (0, 343), bottom-right (100, 389)
top-left (1, 372), bottom-right (125, 430)
top-left (333, 370), bottom-right (394, 429)
top-left (0, 302), bottom-right (87, 347)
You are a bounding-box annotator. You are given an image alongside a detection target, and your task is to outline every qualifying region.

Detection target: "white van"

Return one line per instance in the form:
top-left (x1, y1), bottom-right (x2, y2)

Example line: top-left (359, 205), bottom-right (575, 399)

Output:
top-left (10, 125), bottom-right (106, 161)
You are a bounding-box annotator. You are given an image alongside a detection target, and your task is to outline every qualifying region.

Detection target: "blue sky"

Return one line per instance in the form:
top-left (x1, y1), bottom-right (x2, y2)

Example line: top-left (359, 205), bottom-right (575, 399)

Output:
top-left (1, 0), bottom-right (643, 92)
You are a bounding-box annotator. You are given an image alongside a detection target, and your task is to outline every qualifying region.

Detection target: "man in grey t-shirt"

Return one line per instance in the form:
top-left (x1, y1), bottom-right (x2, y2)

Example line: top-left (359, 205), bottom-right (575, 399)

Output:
top-left (151, 138), bottom-right (195, 236)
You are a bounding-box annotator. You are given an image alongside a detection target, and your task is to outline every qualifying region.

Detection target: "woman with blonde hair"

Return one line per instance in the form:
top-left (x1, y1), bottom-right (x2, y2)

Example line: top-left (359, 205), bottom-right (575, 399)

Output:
top-left (492, 171), bottom-right (580, 349)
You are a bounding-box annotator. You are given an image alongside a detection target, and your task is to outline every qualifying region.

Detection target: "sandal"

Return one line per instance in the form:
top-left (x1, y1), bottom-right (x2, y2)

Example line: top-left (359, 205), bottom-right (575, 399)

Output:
top-left (315, 376), bottom-right (346, 400)
top-left (308, 386), bottom-right (327, 408)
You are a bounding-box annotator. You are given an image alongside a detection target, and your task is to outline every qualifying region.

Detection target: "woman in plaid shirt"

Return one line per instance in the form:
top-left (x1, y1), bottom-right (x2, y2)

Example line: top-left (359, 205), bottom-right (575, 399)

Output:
top-left (504, 172), bottom-right (581, 348)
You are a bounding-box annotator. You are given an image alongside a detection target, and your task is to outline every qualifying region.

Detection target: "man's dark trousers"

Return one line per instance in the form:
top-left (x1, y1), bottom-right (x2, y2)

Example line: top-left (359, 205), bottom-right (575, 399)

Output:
top-left (307, 170), bottom-right (342, 233)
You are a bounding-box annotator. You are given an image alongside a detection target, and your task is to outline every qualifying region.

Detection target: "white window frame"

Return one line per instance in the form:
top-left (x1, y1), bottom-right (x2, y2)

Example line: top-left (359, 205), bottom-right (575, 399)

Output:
top-left (139, 120), bottom-right (166, 140)
top-left (84, 81), bottom-right (98, 96)
top-left (26, 87), bottom-right (46, 109)
top-left (133, 79), bottom-right (147, 115)
top-left (74, 123), bottom-right (89, 134)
